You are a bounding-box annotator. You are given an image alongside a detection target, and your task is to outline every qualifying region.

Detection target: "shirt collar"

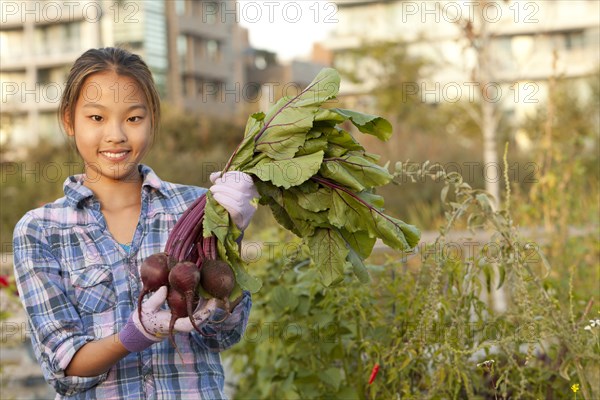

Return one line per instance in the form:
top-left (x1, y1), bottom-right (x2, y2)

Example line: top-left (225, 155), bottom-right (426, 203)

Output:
top-left (63, 164), bottom-right (166, 209)
top-left (138, 164), bottom-right (164, 193)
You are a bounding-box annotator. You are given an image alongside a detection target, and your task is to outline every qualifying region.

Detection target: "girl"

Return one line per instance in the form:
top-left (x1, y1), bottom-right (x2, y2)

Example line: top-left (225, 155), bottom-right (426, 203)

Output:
top-left (12, 47), bottom-right (257, 399)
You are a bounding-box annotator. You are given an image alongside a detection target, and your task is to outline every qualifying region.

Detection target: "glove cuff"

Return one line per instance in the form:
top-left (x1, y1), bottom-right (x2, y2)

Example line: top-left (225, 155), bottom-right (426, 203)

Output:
top-left (119, 314), bottom-right (160, 353)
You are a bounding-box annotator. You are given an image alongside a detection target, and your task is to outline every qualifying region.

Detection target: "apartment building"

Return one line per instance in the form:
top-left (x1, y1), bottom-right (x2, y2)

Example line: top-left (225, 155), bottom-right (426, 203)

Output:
top-left (320, 0), bottom-right (600, 119)
top-left (244, 48), bottom-right (327, 113)
top-left (0, 0), bottom-right (103, 148)
top-left (165, 0), bottom-right (247, 120)
top-left (0, 0), bottom-right (250, 150)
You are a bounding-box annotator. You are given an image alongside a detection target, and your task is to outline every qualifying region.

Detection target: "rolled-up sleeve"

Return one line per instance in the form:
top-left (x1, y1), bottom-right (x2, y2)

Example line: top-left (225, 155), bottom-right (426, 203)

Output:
top-left (192, 290), bottom-right (252, 352)
top-left (13, 214), bottom-right (108, 396)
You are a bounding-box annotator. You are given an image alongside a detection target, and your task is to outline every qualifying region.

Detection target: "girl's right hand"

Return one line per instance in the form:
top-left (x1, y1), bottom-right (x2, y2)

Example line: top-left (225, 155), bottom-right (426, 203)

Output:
top-left (209, 171), bottom-right (258, 231)
top-left (173, 297), bottom-right (219, 333)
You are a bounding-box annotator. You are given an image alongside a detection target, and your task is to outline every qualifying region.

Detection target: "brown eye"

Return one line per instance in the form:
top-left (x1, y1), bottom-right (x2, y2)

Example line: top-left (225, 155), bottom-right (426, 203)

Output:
top-left (128, 116), bottom-right (143, 123)
top-left (90, 115), bottom-right (103, 122)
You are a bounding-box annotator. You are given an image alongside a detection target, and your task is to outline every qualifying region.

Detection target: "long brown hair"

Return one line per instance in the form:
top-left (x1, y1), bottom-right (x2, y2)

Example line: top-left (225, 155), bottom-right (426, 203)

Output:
top-left (58, 47), bottom-right (161, 137)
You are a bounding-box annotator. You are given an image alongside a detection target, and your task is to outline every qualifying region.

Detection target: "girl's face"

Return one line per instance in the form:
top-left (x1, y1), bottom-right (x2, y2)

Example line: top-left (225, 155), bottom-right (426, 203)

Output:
top-left (67, 71), bottom-right (152, 184)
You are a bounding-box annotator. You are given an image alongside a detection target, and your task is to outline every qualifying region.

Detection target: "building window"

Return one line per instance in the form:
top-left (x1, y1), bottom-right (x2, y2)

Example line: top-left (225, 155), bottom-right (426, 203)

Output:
top-left (175, 0), bottom-right (185, 15)
top-left (1, 29), bottom-right (25, 58)
top-left (1, 113), bottom-right (28, 146)
top-left (202, 1), bottom-right (219, 24)
top-left (197, 78), bottom-right (221, 101)
top-left (181, 76), bottom-right (188, 97)
top-left (495, 36), bottom-right (512, 55)
top-left (39, 111), bottom-right (62, 143)
top-left (0, 71), bottom-right (26, 86)
top-left (63, 22), bottom-right (81, 52)
top-left (38, 68), bottom-right (52, 85)
top-left (35, 26), bottom-right (50, 55)
top-left (153, 71), bottom-right (167, 98)
top-left (37, 67), bottom-right (69, 89)
top-left (178, 35), bottom-right (188, 68)
top-left (564, 30), bottom-right (584, 50)
top-left (0, 113), bottom-right (10, 146)
top-left (254, 55), bottom-right (267, 70)
top-left (118, 41), bottom-right (143, 51)
top-left (206, 40), bottom-right (219, 61)
top-left (34, 22), bottom-right (81, 55)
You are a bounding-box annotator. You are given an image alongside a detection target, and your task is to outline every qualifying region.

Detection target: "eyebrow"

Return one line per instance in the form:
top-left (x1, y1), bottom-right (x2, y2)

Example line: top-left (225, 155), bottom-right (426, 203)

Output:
top-left (82, 103), bottom-right (148, 112)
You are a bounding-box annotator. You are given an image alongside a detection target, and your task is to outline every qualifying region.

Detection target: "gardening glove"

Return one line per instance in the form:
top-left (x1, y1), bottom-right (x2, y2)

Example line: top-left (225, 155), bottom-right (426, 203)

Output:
top-left (174, 293), bottom-right (249, 334)
top-left (173, 297), bottom-right (219, 333)
top-left (209, 171), bottom-right (259, 231)
top-left (119, 286), bottom-right (173, 352)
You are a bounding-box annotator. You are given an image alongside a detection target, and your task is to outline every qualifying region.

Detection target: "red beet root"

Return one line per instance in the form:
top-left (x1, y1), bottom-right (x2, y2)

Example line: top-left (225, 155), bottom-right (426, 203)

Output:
top-left (200, 260), bottom-right (235, 299)
top-left (137, 252), bottom-right (170, 335)
top-left (166, 288), bottom-right (196, 362)
top-left (168, 261), bottom-right (213, 338)
top-left (200, 259), bottom-right (236, 322)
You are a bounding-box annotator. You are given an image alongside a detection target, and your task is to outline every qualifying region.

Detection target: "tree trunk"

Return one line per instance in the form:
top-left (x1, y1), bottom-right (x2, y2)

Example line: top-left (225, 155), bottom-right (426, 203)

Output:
top-left (477, 1), bottom-right (500, 210)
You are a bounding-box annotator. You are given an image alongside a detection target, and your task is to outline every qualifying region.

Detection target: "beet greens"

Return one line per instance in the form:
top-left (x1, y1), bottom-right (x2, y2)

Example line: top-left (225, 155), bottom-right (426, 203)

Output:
top-left (137, 68), bottom-right (421, 347)
top-left (202, 68), bottom-right (421, 288)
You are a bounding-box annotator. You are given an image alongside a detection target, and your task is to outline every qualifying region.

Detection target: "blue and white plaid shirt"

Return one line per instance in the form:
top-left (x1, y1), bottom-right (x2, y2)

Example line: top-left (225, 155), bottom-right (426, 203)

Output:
top-left (13, 165), bottom-right (251, 399)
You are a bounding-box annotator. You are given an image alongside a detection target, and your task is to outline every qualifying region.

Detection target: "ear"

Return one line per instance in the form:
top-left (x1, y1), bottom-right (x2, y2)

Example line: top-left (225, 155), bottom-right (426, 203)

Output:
top-left (62, 111), bottom-right (74, 136)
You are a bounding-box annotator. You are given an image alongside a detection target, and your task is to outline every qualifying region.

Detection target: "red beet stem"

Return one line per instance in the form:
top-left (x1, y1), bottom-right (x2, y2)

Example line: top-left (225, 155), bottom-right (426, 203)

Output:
top-left (137, 289), bottom-right (152, 334)
top-left (165, 194), bottom-right (207, 260)
top-left (185, 294), bottom-right (215, 337)
top-left (202, 237), bottom-right (213, 260)
top-left (168, 313), bottom-right (185, 363)
top-left (178, 211), bottom-right (205, 261)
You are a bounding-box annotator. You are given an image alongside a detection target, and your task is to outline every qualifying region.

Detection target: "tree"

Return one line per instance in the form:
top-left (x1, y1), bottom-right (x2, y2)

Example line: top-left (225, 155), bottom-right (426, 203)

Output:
top-left (331, 34), bottom-right (513, 229)
top-left (436, 0), bottom-right (505, 209)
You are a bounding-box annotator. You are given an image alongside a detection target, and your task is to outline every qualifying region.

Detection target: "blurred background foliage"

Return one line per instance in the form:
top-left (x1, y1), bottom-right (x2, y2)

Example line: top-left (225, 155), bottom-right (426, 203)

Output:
top-left (226, 130), bottom-right (599, 399)
top-left (226, 170), bottom-right (600, 398)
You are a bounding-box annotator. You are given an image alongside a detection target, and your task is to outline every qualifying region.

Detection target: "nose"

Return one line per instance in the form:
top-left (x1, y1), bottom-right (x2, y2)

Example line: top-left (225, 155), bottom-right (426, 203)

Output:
top-left (105, 120), bottom-right (127, 143)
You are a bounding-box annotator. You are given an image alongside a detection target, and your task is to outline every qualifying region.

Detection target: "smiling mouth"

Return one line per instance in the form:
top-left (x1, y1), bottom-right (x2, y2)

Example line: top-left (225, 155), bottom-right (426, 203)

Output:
top-left (101, 151), bottom-right (129, 159)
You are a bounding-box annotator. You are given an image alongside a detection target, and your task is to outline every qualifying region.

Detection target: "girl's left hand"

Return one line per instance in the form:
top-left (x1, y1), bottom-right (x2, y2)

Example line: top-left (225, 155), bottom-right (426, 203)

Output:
top-left (132, 286), bottom-right (174, 338)
top-left (119, 286), bottom-right (173, 352)
top-left (209, 171), bottom-right (258, 231)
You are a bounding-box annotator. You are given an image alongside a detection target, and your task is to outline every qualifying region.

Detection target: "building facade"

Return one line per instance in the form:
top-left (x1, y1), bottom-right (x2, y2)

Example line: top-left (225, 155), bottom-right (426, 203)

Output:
top-left (165, 0), bottom-right (248, 120)
top-left (0, 0), bottom-right (252, 150)
top-left (1, 0), bottom-right (104, 148)
top-left (319, 0), bottom-right (600, 119)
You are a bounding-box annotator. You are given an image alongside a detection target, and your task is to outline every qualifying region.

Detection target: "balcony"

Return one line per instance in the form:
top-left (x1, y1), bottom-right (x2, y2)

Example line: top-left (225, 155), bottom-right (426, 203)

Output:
top-left (1, 82), bottom-right (63, 113)
top-left (183, 96), bottom-right (236, 119)
top-left (177, 15), bottom-right (229, 40)
top-left (0, 1), bottom-right (86, 29)
top-left (0, 49), bottom-right (83, 71)
top-left (187, 58), bottom-right (230, 81)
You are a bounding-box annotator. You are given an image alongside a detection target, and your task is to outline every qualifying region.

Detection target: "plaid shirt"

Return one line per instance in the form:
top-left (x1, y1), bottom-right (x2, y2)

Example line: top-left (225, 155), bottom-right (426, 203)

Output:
top-left (12, 165), bottom-right (251, 399)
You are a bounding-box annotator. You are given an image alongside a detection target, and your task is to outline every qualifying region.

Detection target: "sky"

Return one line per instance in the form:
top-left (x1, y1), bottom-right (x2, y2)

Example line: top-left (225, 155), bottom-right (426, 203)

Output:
top-left (237, 1), bottom-right (339, 61)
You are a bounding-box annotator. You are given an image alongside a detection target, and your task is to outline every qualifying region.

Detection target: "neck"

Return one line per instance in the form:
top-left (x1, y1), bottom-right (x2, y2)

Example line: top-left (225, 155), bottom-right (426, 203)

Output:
top-left (83, 166), bottom-right (143, 211)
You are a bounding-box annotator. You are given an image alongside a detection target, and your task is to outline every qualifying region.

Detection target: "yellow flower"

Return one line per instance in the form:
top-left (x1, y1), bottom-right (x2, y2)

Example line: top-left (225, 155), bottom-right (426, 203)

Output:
top-left (571, 383), bottom-right (580, 393)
